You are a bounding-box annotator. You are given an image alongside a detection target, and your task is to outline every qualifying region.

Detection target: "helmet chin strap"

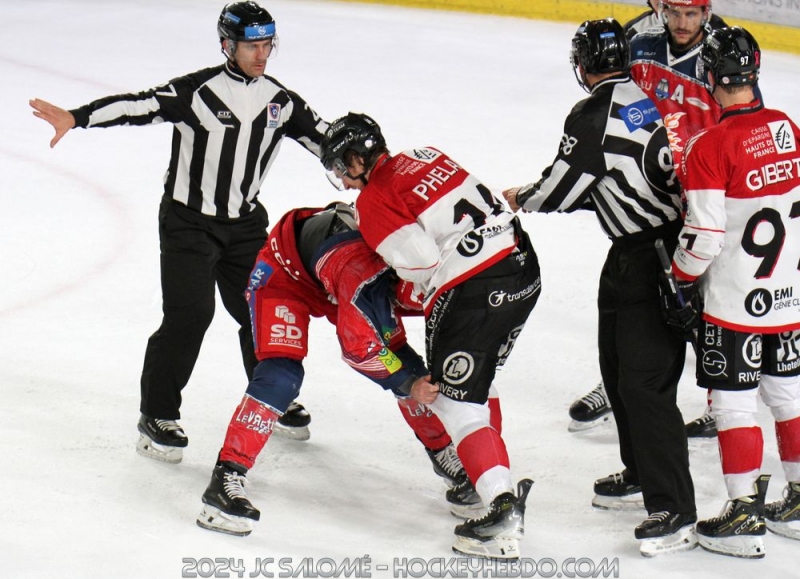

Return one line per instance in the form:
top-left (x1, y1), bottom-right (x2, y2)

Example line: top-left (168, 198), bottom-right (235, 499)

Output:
top-left (221, 39), bottom-right (237, 60)
top-left (347, 171), bottom-right (368, 186)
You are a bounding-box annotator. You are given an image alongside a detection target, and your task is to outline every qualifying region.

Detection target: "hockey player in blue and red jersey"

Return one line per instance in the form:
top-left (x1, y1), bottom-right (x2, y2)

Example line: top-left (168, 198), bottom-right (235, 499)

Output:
top-left (630, 0), bottom-right (722, 177)
top-left (624, 0), bottom-right (726, 41)
top-left (195, 203), bottom-right (471, 537)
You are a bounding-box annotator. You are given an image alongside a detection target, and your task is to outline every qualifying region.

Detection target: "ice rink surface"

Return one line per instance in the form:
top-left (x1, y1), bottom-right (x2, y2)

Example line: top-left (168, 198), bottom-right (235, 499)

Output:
top-left (2, 1), bottom-right (798, 577)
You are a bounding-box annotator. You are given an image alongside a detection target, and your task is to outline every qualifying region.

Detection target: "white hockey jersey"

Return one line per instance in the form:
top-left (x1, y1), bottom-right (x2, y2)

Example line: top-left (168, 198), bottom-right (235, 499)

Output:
top-left (673, 101), bottom-right (800, 332)
top-left (354, 148), bottom-right (516, 314)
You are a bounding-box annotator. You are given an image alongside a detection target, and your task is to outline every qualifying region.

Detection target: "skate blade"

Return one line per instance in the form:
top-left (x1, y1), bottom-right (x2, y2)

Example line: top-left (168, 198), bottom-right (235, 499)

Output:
top-left (698, 532), bottom-right (766, 558)
top-left (591, 493), bottom-right (644, 511)
top-left (449, 502), bottom-right (487, 520)
top-left (452, 535), bottom-right (520, 560)
top-left (136, 434), bottom-right (183, 464)
top-left (272, 423), bottom-right (310, 441)
top-left (686, 427), bottom-right (718, 439)
top-left (196, 505), bottom-right (254, 537)
top-left (568, 414), bottom-right (612, 433)
top-left (766, 519), bottom-right (800, 541)
top-left (639, 526), bottom-right (698, 557)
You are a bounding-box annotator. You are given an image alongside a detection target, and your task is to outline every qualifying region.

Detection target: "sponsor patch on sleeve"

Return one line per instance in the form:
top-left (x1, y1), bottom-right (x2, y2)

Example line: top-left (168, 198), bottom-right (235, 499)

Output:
top-left (619, 99), bottom-right (662, 132)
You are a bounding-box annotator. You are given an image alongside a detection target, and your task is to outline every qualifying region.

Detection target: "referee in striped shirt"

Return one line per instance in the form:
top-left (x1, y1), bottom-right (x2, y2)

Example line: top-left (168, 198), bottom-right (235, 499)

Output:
top-left (503, 19), bottom-right (697, 554)
top-left (29, 2), bottom-right (328, 461)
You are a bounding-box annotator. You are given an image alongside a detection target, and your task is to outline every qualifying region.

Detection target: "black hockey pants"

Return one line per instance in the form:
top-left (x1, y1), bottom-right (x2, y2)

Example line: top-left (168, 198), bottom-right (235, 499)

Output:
top-left (597, 225), bottom-right (696, 515)
top-left (139, 198), bottom-right (268, 420)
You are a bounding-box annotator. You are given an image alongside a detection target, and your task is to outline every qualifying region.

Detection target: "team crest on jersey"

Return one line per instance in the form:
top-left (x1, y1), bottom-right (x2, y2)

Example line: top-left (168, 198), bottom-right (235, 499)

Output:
top-left (267, 103), bottom-right (281, 128)
top-left (620, 99), bottom-right (661, 132)
top-left (655, 78), bottom-right (670, 100)
top-left (769, 121), bottom-right (796, 154)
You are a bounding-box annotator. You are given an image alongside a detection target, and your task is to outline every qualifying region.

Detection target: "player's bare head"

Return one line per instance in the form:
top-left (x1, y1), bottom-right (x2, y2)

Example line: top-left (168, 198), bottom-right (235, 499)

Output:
top-left (659, 0), bottom-right (711, 51)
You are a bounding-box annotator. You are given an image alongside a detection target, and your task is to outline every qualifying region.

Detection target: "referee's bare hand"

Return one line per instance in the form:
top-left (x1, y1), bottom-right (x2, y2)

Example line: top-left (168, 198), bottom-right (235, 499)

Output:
top-left (30, 98), bottom-right (76, 148)
top-left (410, 375), bottom-right (439, 405)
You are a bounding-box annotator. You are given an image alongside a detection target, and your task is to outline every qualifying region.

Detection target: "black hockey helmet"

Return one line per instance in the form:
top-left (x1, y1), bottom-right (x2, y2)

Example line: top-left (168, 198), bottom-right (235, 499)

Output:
top-left (320, 113), bottom-right (386, 189)
top-left (699, 26), bottom-right (760, 90)
top-left (218, 1), bottom-right (277, 59)
top-left (570, 18), bottom-right (630, 92)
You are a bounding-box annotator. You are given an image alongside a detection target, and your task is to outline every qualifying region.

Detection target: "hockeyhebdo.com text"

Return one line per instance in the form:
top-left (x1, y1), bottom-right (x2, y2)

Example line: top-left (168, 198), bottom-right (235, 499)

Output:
top-left (181, 556), bottom-right (620, 579)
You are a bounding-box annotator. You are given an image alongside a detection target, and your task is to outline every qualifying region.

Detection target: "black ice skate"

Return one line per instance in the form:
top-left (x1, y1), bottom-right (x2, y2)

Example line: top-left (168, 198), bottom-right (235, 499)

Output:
top-left (635, 511), bottom-right (698, 557)
top-left (685, 409), bottom-right (717, 438)
top-left (272, 401), bottom-right (311, 441)
top-left (136, 414), bottom-right (188, 464)
top-left (196, 461), bottom-right (261, 537)
top-left (592, 471), bottom-right (644, 510)
top-left (452, 479), bottom-right (533, 560)
top-left (447, 478), bottom-right (485, 520)
top-left (568, 383), bottom-right (612, 432)
top-left (427, 443), bottom-right (468, 488)
top-left (765, 481), bottom-right (800, 540)
top-left (696, 474), bottom-right (771, 558)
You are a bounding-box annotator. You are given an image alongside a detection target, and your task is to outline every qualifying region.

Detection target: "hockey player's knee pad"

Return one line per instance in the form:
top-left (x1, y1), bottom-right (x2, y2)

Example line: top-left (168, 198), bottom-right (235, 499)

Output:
top-left (760, 374), bottom-right (800, 422)
top-left (429, 396), bottom-right (490, 446)
top-left (245, 357), bottom-right (305, 414)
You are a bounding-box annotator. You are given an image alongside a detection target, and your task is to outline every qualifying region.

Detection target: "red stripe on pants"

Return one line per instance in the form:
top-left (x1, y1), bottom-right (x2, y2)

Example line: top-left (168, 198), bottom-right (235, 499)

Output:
top-left (488, 397), bottom-right (503, 435)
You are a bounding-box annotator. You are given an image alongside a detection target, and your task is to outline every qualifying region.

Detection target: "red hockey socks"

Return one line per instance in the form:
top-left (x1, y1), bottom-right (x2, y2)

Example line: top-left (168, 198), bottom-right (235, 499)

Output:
top-left (456, 427), bottom-right (510, 485)
top-left (397, 398), bottom-right (452, 451)
top-left (218, 394), bottom-right (279, 470)
top-left (776, 416), bottom-right (800, 463)
top-left (718, 426), bottom-right (764, 476)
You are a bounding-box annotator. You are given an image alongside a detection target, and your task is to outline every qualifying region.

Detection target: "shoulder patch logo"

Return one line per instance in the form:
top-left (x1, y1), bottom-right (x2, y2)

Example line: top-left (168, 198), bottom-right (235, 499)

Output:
top-left (410, 148), bottom-right (442, 163)
top-left (768, 121), bottom-right (796, 154)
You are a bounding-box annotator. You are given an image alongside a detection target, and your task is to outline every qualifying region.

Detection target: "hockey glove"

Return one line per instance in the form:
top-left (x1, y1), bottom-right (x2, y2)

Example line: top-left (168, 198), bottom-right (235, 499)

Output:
top-left (658, 273), bottom-right (699, 340)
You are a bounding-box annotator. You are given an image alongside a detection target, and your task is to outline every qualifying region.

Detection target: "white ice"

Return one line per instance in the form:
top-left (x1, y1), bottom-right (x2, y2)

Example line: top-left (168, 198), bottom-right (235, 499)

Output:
top-left (2, 1), bottom-right (798, 578)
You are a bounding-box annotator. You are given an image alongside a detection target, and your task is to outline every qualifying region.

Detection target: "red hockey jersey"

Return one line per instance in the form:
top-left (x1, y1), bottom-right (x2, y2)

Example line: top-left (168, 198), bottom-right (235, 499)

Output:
top-left (673, 101), bottom-right (800, 332)
top-left (630, 29), bottom-right (721, 178)
top-left (355, 148), bottom-right (517, 314)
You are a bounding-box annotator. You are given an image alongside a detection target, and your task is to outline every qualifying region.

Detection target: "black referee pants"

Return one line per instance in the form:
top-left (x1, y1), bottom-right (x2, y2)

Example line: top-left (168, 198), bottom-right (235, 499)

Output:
top-left (597, 231), bottom-right (695, 515)
top-left (139, 198), bottom-right (268, 420)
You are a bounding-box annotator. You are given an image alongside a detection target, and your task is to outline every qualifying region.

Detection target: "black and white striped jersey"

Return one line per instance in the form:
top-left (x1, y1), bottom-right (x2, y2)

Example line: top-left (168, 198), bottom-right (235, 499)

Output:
top-left (516, 75), bottom-right (682, 240)
top-left (70, 61), bottom-right (328, 219)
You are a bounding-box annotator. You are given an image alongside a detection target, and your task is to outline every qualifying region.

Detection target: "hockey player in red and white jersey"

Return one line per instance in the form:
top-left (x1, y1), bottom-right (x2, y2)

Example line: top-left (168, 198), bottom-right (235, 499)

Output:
top-left (319, 114), bottom-right (542, 559)
top-left (196, 203), bottom-right (471, 537)
top-left (668, 27), bottom-right (800, 557)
